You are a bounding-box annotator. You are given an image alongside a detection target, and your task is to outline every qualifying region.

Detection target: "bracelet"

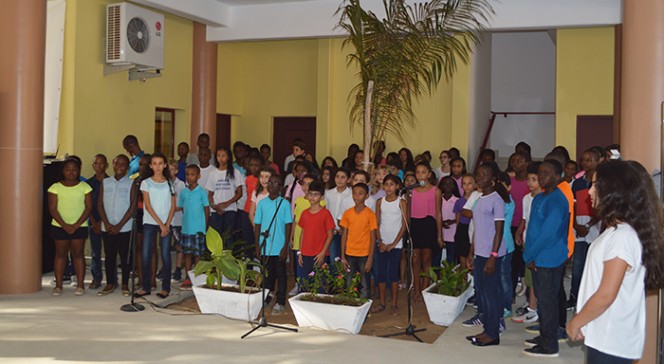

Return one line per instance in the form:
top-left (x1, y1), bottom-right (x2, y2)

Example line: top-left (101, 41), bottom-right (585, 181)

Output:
top-left (296, 251), bottom-right (302, 256)
top-left (490, 251), bottom-right (498, 258)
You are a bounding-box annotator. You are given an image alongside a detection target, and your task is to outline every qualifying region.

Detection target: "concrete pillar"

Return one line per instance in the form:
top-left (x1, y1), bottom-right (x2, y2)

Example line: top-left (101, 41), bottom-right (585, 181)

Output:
top-left (622, 1), bottom-right (664, 363)
top-left (0, 0), bottom-right (46, 294)
top-left (191, 22), bottom-right (218, 150)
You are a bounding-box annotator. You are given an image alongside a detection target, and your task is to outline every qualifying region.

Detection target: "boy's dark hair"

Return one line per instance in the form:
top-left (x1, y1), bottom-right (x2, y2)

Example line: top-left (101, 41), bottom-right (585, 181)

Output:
top-left (186, 164), bottom-right (201, 173)
top-left (293, 139), bottom-right (306, 150)
top-left (383, 174), bottom-right (402, 187)
top-left (94, 154), bottom-right (108, 163)
top-left (542, 159), bottom-right (564, 176)
top-left (198, 133), bottom-right (210, 140)
top-left (178, 141), bottom-right (189, 147)
top-left (527, 161), bottom-right (541, 175)
top-left (479, 148), bottom-right (496, 161)
top-left (122, 135), bottom-right (138, 147)
top-left (308, 180), bottom-right (325, 194)
top-left (566, 160), bottom-right (578, 169)
top-left (336, 167), bottom-right (351, 179)
top-left (352, 182), bottom-right (369, 194)
top-left (114, 154), bottom-right (130, 165)
top-left (301, 173), bottom-right (317, 182)
top-left (544, 151), bottom-right (566, 169)
top-left (584, 147), bottom-right (601, 161)
top-left (551, 146), bottom-right (571, 163)
top-left (353, 169), bottom-right (370, 182)
top-left (260, 143), bottom-right (271, 152)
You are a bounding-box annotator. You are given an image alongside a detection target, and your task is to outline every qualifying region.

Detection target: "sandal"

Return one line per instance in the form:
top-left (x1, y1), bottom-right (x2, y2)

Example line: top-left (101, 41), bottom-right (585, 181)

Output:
top-left (121, 285), bottom-right (130, 297)
top-left (97, 284), bottom-right (117, 296)
top-left (156, 291), bottom-right (170, 299)
top-left (133, 289), bottom-right (150, 298)
top-left (391, 306), bottom-right (400, 316)
top-left (74, 286), bottom-right (85, 296)
top-left (51, 287), bottom-right (62, 296)
top-left (370, 304), bottom-right (386, 314)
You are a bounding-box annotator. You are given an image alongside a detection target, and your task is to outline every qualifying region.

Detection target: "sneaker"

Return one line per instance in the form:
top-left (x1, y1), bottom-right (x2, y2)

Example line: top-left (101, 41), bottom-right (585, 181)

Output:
top-left (466, 295), bottom-right (476, 306)
top-left (499, 318), bottom-right (506, 334)
top-left (288, 284), bottom-right (300, 297)
top-left (523, 345), bottom-right (559, 358)
top-left (558, 327), bottom-right (568, 343)
top-left (51, 287), bottom-right (62, 296)
top-left (513, 307), bottom-right (538, 323)
top-left (462, 313), bottom-right (483, 327)
top-left (74, 287), bottom-right (85, 296)
top-left (525, 324), bottom-right (540, 334)
top-left (503, 309), bottom-right (512, 319)
top-left (173, 268), bottom-right (182, 281)
top-left (89, 280), bottom-right (102, 289)
top-left (179, 279), bottom-right (193, 291)
top-left (516, 282), bottom-right (527, 297)
top-left (271, 303), bottom-right (285, 315)
top-left (524, 336), bottom-right (540, 348)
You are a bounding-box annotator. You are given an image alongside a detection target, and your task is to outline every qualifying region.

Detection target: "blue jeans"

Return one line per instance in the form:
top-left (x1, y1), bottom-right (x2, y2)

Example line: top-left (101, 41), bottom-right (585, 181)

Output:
top-left (570, 241), bottom-right (589, 302)
top-left (346, 255), bottom-right (370, 299)
top-left (474, 256), bottom-right (503, 339)
top-left (586, 346), bottom-right (632, 364)
top-left (328, 234), bottom-right (342, 268)
top-left (142, 224), bottom-right (172, 293)
top-left (500, 252), bottom-right (513, 312)
top-left (444, 241), bottom-right (456, 265)
top-left (89, 228), bottom-right (103, 282)
top-left (533, 264), bottom-right (564, 353)
top-left (236, 210), bottom-right (255, 259)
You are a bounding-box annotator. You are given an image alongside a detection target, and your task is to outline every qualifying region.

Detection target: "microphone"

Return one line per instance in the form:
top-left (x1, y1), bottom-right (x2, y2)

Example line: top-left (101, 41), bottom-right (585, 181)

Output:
top-left (402, 180), bottom-right (425, 191)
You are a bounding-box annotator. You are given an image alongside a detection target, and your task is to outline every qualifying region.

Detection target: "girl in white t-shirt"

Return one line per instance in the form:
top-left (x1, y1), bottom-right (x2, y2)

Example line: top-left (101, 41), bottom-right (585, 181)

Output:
top-left (206, 146), bottom-right (244, 240)
top-left (249, 166), bottom-right (274, 225)
top-left (137, 153), bottom-right (176, 299)
top-left (567, 160), bottom-right (664, 363)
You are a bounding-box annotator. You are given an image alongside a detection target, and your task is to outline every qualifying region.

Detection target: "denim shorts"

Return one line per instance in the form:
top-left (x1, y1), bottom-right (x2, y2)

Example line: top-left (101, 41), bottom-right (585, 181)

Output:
top-left (181, 233), bottom-right (206, 256)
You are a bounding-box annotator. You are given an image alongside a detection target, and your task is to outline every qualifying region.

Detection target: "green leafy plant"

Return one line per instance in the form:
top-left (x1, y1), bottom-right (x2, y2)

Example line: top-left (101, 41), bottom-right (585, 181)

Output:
top-left (336, 0), bottom-right (493, 169)
top-left (193, 227), bottom-right (263, 293)
top-left (297, 258), bottom-right (367, 306)
top-left (420, 260), bottom-right (470, 296)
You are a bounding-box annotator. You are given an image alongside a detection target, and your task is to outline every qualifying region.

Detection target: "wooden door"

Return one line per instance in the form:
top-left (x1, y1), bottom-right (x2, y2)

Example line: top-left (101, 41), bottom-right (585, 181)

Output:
top-left (216, 114), bottom-right (231, 150)
top-left (576, 115), bottom-right (613, 161)
top-left (273, 116), bottom-right (316, 173)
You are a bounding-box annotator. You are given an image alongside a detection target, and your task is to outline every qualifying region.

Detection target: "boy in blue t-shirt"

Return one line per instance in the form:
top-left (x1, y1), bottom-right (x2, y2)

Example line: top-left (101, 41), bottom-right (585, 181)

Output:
top-left (178, 165), bottom-right (210, 290)
top-left (254, 174), bottom-right (293, 315)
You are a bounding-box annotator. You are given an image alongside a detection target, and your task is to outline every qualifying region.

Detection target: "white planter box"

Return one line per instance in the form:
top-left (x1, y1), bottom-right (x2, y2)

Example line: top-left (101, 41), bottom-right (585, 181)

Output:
top-left (422, 282), bottom-right (473, 326)
top-left (192, 283), bottom-right (267, 322)
top-left (188, 270), bottom-right (236, 287)
top-left (288, 293), bottom-right (372, 335)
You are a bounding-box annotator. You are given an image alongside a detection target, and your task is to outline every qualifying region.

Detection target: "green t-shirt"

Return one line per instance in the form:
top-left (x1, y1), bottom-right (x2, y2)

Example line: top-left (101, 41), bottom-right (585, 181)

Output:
top-left (48, 182), bottom-right (92, 227)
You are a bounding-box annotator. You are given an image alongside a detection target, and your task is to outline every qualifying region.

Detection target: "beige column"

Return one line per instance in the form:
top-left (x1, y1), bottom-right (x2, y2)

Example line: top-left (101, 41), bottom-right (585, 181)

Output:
top-left (0, 0), bottom-right (46, 294)
top-left (190, 22), bottom-right (218, 150)
top-left (622, 1), bottom-right (664, 363)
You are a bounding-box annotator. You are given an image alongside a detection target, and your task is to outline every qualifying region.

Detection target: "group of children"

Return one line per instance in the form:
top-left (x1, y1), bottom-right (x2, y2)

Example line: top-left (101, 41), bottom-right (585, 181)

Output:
top-left (47, 135), bottom-right (620, 352)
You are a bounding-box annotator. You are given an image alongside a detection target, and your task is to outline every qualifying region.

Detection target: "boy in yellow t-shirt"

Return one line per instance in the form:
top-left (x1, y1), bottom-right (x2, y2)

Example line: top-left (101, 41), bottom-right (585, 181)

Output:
top-left (340, 182), bottom-right (378, 299)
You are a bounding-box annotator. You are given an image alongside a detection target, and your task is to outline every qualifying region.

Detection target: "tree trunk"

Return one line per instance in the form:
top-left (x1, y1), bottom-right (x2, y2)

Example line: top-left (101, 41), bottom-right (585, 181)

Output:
top-left (363, 80), bottom-right (374, 172)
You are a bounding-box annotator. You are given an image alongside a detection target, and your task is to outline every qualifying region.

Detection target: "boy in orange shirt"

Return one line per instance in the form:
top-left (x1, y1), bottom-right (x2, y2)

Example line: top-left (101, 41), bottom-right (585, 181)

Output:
top-left (340, 182), bottom-right (378, 299)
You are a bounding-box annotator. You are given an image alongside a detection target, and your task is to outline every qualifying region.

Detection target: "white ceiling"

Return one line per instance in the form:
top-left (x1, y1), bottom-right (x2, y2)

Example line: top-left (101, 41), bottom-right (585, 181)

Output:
top-left (131, 0), bottom-right (622, 42)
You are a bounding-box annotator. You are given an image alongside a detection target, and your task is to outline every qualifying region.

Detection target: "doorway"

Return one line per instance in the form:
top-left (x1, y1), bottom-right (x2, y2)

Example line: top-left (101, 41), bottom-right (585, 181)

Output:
top-left (216, 114), bottom-right (231, 150)
top-left (273, 116), bottom-right (316, 172)
top-left (576, 115), bottom-right (613, 161)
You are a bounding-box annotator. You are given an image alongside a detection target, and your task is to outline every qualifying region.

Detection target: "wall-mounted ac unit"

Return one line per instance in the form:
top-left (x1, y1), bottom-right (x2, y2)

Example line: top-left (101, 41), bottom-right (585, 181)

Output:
top-left (106, 2), bottom-right (164, 70)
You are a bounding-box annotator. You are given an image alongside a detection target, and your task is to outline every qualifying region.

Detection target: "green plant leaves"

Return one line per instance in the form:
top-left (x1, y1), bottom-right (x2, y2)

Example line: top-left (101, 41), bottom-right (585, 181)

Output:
top-left (206, 227), bottom-right (224, 256)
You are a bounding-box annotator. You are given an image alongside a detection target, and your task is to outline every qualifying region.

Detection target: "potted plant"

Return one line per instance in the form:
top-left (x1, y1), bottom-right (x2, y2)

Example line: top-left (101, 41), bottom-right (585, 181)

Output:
top-left (192, 227), bottom-right (265, 321)
top-left (188, 228), bottom-right (252, 287)
top-left (289, 258), bottom-right (372, 334)
top-left (420, 261), bottom-right (473, 326)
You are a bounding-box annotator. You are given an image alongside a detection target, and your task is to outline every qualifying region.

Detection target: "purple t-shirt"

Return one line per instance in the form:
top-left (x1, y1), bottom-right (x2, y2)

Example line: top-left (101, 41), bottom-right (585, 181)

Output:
top-left (453, 196), bottom-right (470, 224)
top-left (472, 191), bottom-right (506, 258)
top-left (510, 177), bottom-right (529, 228)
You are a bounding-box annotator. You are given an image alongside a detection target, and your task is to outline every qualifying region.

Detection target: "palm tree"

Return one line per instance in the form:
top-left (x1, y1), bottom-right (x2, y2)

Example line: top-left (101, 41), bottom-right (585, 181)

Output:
top-left (337, 0), bottom-right (493, 170)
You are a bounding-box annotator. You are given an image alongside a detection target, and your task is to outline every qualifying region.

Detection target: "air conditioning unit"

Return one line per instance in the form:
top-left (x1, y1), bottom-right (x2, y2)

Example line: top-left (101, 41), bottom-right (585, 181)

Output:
top-left (106, 2), bottom-right (164, 70)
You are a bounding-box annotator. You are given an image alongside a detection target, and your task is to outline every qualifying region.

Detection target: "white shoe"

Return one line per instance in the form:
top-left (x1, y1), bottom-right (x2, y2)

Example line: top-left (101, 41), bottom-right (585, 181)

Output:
top-left (272, 303), bottom-right (285, 315)
top-left (512, 307), bottom-right (538, 323)
top-left (288, 285), bottom-right (299, 297)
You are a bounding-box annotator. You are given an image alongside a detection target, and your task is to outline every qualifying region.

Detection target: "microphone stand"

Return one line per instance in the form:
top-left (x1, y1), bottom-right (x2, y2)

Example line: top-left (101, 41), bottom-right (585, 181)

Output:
top-left (380, 185), bottom-right (426, 342)
top-left (121, 177), bottom-right (145, 312)
top-left (242, 195), bottom-right (298, 339)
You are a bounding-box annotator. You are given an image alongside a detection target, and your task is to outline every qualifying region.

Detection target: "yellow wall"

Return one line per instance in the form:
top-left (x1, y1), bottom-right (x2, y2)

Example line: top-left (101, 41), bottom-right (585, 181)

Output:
top-left (59, 0), bottom-right (192, 176)
top-left (556, 27), bottom-right (614, 160)
top-left (217, 37), bottom-right (461, 164)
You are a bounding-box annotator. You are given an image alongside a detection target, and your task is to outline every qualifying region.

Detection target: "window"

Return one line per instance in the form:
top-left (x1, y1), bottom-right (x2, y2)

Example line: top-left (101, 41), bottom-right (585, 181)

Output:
top-left (154, 107), bottom-right (175, 158)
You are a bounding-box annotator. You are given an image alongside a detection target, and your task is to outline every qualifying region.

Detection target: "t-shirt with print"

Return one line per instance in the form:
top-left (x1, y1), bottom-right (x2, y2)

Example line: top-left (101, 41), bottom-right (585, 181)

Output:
top-left (471, 191), bottom-right (506, 258)
top-left (254, 196), bottom-right (293, 256)
top-left (48, 182), bottom-right (93, 227)
top-left (178, 185), bottom-right (209, 235)
top-left (140, 178), bottom-right (174, 226)
top-left (340, 206), bottom-right (378, 257)
top-left (205, 168), bottom-right (245, 212)
top-left (292, 196), bottom-right (328, 250)
top-left (298, 208), bottom-right (335, 256)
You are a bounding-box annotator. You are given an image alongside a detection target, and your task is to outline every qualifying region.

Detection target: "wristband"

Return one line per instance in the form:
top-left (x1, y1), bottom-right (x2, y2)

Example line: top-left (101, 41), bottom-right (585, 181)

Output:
top-left (296, 251), bottom-right (302, 256)
top-left (490, 251), bottom-right (498, 258)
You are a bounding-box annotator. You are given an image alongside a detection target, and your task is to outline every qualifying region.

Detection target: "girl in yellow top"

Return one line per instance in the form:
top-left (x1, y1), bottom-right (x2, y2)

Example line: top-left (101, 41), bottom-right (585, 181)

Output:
top-left (48, 157), bottom-right (93, 296)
